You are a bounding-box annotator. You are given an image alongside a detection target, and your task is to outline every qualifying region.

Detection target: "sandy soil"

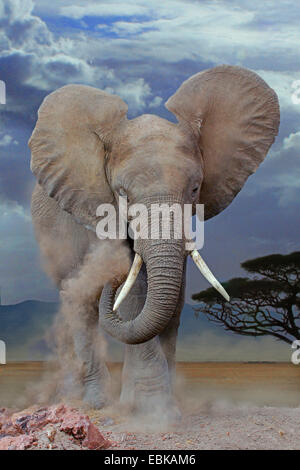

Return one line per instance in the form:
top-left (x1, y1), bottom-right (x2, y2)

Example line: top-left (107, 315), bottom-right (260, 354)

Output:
top-left (93, 404), bottom-right (300, 450)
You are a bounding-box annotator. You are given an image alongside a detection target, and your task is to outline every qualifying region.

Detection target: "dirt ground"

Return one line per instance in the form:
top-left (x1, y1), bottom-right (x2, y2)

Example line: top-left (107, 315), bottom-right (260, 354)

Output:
top-left (1, 362), bottom-right (300, 450)
top-left (94, 404), bottom-right (300, 450)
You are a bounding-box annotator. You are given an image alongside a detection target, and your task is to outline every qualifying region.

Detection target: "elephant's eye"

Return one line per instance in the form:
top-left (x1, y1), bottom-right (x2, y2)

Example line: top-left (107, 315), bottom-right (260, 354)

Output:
top-left (191, 185), bottom-right (200, 201)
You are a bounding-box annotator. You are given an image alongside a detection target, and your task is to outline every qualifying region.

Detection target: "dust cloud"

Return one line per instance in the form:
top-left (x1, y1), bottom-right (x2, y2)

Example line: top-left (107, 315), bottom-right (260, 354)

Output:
top-left (30, 239), bottom-right (131, 406)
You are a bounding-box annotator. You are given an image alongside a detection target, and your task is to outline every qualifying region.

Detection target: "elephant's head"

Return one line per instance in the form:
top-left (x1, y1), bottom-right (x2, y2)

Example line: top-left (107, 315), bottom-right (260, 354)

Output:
top-left (29, 65), bottom-right (280, 344)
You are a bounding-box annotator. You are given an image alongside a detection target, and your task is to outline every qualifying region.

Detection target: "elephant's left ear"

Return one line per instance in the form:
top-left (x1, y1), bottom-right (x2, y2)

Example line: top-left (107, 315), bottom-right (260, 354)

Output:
top-left (29, 85), bottom-right (128, 229)
top-left (165, 65), bottom-right (280, 220)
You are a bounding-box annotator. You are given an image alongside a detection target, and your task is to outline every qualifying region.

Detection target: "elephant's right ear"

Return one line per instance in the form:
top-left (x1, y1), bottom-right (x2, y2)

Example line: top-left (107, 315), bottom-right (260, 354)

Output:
top-left (166, 66), bottom-right (280, 220)
top-left (29, 85), bottom-right (128, 229)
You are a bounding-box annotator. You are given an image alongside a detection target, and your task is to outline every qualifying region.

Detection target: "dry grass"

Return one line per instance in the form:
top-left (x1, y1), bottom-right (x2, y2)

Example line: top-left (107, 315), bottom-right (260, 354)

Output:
top-left (1, 361), bottom-right (300, 409)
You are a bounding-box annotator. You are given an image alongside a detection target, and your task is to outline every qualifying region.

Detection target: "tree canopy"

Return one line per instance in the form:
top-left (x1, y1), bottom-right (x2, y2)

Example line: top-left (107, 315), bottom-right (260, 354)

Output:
top-left (192, 252), bottom-right (300, 344)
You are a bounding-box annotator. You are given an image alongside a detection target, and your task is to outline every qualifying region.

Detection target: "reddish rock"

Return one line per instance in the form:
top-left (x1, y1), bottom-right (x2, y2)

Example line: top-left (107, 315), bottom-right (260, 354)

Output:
top-left (60, 408), bottom-right (110, 449)
top-left (0, 408), bottom-right (11, 422)
top-left (0, 408), bottom-right (12, 428)
top-left (0, 404), bottom-right (111, 450)
top-left (60, 410), bottom-right (89, 439)
top-left (0, 434), bottom-right (35, 450)
top-left (0, 408), bottom-right (19, 437)
top-left (83, 422), bottom-right (111, 450)
top-left (11, 404), bottom-right (66, 433)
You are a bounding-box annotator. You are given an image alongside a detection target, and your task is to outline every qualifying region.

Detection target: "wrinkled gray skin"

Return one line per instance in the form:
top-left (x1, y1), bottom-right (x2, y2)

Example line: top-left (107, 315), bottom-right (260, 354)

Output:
top-left (29, 66), bottom-right (279, 418)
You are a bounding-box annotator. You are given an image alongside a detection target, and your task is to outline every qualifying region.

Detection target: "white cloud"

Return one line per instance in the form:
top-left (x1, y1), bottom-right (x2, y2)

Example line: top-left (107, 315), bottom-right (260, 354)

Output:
top-left (283, 130), bottom-right (300, 150)
top-left (33, 0), bottom-right (300, 74)
top-left (30, 0), bottom-right (300, 70)
top-left (257, 70), bottom-right (300, 115)
top-left (23, 1), bottom-right (300, 118)
top-left (60, 3), bottom-right (149, 19)
top-left (149, 96), bottom-right (163, 108)
top-left (247, 128), bottom-right (300, 207)
top-left (110, 21), bottom-right (153, 35)
top-left (107, 78), bottom-right (152, 111)
top-left (0, 199), bottom-right (30, 223)
top-left (0, 134), bottom-right (18, 146)
top-left (0, 0), bottom-right (34, 23)
top-left (0, 0), bottom-right (159, 115)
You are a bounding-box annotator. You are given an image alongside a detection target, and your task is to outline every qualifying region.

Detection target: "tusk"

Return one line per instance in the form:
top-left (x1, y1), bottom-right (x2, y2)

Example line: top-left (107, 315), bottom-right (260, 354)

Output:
top-left (190, 249), bottom-right (230, 302)
top-left (113, 253), bottom-right (143, 311)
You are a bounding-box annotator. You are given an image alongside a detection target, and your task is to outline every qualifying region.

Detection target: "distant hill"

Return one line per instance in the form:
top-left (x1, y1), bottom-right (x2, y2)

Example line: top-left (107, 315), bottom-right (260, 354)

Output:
top-left (0, 300), bottom-right (227, 361)
top-left (0, 300), bottom-right (59, 361)
top-left (0, 300), bottom-right (289, 362)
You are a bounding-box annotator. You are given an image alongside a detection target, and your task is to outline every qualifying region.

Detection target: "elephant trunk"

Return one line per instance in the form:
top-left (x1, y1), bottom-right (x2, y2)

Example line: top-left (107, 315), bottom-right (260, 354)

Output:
top-left (99, 236), bottom-right (185, 345)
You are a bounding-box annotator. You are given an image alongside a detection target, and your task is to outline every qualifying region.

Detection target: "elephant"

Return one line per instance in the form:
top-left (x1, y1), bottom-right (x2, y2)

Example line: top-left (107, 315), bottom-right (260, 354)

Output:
top-left (29, 65), bottom-right (280, 419)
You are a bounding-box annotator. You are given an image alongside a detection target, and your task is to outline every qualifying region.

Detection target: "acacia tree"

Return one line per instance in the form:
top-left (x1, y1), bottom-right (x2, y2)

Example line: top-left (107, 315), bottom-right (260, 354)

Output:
top-left (192, 252), bottom-right (300, 345)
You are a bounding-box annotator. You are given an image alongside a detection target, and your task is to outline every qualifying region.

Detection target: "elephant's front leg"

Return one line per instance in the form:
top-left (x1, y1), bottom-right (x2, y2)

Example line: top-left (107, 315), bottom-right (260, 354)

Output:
top-left (159, 262), bottom-right (186, 388)
top-left (62, 296), bottom-right (111, 409)
top-left (118, 267), bottom-right (179, 420)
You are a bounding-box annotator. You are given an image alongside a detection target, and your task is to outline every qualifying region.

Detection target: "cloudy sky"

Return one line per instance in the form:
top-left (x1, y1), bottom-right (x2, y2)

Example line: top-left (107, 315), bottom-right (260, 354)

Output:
top-left (0, 0), bottom-right (299, 307)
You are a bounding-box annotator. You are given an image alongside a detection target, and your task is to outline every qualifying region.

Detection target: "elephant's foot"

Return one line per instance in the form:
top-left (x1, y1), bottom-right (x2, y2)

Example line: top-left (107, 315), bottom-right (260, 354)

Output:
top-left (83, 381), bottom-right (110, 409)
top-left (82, 367), bottom-right (112, 409)
top-left (120, 339), bottom-right (181, 425)
top-left (119, 379), bottom-right (135, 408)
top-left (121, 389), bottom-right (181, 426)
top-left (136, 394), bottom-right (181, 426)
top-left (120, 371), bottom-right (181, 426)
top-left (134, 378), bottom-right (181, 426)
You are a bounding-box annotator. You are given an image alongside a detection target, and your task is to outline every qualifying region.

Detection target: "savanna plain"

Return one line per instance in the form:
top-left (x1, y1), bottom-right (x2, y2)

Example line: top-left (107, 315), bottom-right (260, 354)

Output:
top-left (1, 362), bottom-right (300, 450)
